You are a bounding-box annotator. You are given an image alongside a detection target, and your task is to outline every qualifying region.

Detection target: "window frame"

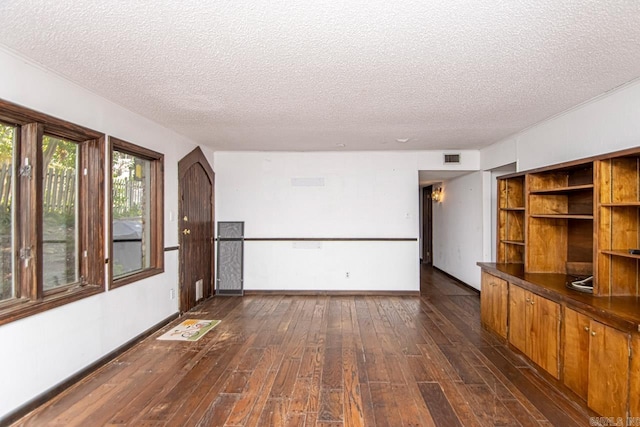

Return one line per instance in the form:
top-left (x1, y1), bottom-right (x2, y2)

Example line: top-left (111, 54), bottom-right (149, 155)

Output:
top-left (109, 137), bottom-right (164, 289)
top-left (0, 99), bottom-right (105, 326)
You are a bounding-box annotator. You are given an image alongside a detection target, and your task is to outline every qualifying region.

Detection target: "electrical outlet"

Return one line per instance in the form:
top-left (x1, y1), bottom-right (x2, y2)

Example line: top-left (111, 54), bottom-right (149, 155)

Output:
top-left (169, 289), bottom-right (175, 300)
top-left (346, 272), bottom-right (350, 278)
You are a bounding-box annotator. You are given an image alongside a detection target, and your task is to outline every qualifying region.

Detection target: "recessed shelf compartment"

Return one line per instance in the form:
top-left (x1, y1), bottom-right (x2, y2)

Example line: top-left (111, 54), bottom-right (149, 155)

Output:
top-left (498, 175), bottom-right (526, 264)
top-left (526, 162), bottom-right (594, 276)
top-left (597, 155), bottom-right (640, 296)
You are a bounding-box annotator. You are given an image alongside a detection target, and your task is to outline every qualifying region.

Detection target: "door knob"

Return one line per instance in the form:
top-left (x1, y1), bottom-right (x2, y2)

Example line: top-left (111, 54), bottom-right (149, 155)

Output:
top-left (182, 229), bottom-right (191, 235)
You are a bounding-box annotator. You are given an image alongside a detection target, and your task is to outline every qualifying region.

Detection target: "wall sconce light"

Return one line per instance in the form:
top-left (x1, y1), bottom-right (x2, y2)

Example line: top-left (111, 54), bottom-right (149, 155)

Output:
top-left (432, 187), bottom-right (443, 203)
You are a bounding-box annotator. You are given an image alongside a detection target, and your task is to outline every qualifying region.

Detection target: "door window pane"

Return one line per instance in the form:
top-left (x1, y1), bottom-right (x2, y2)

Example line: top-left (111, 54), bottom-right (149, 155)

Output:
top-left (42, 136), bottom-right (78, 290)
top-left (0, 124), bottom-right (15, 301)
top-left (112, 150), bottom-right (151, 278)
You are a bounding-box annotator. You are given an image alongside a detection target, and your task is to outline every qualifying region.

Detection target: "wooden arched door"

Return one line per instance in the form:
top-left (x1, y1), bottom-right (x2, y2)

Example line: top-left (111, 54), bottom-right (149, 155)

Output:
top-left (178, 147), bottom-right (214, 312)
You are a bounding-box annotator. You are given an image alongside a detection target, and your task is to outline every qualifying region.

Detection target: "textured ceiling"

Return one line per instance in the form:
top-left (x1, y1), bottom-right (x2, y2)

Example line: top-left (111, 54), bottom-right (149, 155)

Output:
top-left (0, 1), bottom-right (639, 151)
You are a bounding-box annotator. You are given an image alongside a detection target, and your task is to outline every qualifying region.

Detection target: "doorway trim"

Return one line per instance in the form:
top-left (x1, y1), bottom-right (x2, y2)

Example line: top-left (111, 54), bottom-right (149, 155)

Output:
top-left (422, 186), bottom-right (433, 264)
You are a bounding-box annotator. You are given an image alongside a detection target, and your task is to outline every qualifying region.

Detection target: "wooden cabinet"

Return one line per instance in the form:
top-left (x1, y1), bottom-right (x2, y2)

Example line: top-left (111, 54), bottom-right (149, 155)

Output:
top-left (587, 320), bottom-right (630, 421)
top-left (563, 307), bottom-right (631, 419)
top-left (480, 272), bottom-right (508, 338)
top-left (562, 307), bottom-right (590, 399)
top-left (497, 176), bottom-right (525, 264)
top-left (631, 334), bottom-right (640, 419)
top-left (508, 284), bottom-right (560, 378)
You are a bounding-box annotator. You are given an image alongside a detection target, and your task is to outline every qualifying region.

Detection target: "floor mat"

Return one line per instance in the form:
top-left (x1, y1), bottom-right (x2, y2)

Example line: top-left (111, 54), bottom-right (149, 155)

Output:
top-left (156, 319), bottom-right (220, 342)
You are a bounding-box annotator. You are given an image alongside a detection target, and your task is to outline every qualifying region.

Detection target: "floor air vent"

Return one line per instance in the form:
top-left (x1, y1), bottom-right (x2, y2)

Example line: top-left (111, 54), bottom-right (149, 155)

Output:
top-left (216, 222), bottom-right (244, 296)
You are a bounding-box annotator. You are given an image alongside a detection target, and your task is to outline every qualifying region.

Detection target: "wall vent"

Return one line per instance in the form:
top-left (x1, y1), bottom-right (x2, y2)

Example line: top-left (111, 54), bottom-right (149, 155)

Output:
top-left (444, 153), bottom-right (461, 164)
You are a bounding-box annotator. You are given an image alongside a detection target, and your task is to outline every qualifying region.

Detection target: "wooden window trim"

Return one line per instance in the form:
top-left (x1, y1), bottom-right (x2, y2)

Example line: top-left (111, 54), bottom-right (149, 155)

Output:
top-left (0, 99), bottom-right (102, 141)
top-left (0, 99), bottom-right (105, 327)
top-left (109, 137), bottom-right (164, 290)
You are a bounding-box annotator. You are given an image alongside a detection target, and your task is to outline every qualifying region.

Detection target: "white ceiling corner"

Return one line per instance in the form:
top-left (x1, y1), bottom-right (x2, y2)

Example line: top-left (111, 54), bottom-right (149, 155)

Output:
top-left (0, 0), bottom-right (639, 152)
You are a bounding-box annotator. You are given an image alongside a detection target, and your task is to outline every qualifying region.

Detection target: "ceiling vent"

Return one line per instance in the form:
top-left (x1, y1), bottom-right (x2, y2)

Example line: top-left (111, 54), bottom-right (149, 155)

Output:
top-left (444, 153), bottom-right (461, 164)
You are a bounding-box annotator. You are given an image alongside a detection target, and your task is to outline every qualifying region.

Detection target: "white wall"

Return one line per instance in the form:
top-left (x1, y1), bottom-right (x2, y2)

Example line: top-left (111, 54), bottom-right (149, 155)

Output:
top-left (0, 47), bottom-right (208, 419)
top-left (516, 79), bottom-right (640, 171)
top-left (432, 171), bottom-right (485, 289)
top-left (214, 151), bottom-right (423, 291)
top-left (479, 79), bottom-right (640, 173)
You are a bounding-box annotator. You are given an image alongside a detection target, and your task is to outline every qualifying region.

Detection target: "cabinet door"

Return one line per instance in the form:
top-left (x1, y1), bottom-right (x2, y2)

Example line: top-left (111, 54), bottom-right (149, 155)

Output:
top-left (629, 334), bottom-right (640, 419)
top-left (529, 294), bottom-right (560, 379)
top-left (588, 320), bottom-right (629, 420)
top-left (480, 272), bottom-right (508, 338)
top-left (563, 307), bottom-right (590, 399)
top-left (508, 285), bottom-right (528, 354)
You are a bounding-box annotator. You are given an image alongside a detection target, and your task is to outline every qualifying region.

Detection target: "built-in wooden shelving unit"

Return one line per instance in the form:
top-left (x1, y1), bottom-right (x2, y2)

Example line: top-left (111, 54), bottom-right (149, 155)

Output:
top-left (481, 147), bottom-right (640, 422)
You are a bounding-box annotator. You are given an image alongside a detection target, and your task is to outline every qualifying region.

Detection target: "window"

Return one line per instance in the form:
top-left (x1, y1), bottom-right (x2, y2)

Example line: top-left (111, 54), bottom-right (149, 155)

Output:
top-left (0, 99), bottom-right (105, 325)
top-left (42, 136), bottom-right (79, 290)
top-left (0, 123), bottom-right (16, 303)
top-left (110, 137), bottom-right (163, 288)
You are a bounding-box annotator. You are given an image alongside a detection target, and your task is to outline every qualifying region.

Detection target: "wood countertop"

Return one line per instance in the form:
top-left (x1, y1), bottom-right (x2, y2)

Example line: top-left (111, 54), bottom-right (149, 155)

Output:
top-left (478, 262), bottom-right (640, 333)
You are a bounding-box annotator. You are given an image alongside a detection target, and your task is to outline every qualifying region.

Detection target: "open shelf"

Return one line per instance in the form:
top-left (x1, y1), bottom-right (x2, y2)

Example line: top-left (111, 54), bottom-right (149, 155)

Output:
top-left (600, 250), bottom-right (640, 260)
top-left (529, 184), bottom-right (594, 194)
top-left (530, 214), bottom-right (594, 220)
top-left (501, 240), bottom-right (525, 246)
top-left (500, 207), bottom-right (525, 211)
top-left (601, 202), bottom-right (640, 207)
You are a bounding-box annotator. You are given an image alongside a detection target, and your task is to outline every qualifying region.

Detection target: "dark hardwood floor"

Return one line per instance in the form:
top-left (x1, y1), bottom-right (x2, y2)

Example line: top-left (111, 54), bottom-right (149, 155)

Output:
top-left (12, 266), bottom-right (592, 426)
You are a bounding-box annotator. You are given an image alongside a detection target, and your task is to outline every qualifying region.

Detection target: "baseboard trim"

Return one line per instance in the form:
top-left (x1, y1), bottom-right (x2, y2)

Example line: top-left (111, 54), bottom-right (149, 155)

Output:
top-left (432, 266), bottom-right (480, 294)
top-left (243, 290), bottom-right (420, 296)
top-left (0, 312), bottom-right (179, 426)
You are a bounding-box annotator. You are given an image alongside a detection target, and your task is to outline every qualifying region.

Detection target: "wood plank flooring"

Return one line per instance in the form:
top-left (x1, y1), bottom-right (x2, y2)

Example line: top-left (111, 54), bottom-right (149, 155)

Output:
top-left (12, 266), bottom-right (593, 426)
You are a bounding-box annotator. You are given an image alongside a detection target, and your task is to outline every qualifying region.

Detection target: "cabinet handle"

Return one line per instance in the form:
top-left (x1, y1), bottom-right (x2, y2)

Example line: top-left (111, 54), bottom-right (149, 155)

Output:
top-left (530, 300), bottom-right (534, 305)
top-left (525, 297), bottom-right (530, 303)
top-left (584, 326), bottom-right (590, 332)
top-left (591, 331), bottom-right (596, 336)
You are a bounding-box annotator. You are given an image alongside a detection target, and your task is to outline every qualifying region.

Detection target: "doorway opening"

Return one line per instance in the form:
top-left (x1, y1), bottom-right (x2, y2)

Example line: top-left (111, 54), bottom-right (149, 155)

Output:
top-left (422, 186), bottom-right (433, 265)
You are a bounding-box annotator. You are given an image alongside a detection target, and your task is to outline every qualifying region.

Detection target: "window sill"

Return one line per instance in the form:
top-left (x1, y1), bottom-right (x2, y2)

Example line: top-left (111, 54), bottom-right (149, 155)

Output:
top-left (110, 267), bottom-right (164, 290)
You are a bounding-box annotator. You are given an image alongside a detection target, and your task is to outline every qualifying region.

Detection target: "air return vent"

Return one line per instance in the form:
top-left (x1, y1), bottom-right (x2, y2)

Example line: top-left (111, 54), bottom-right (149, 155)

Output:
top-left (444, 153), bottom-right (461, 164)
